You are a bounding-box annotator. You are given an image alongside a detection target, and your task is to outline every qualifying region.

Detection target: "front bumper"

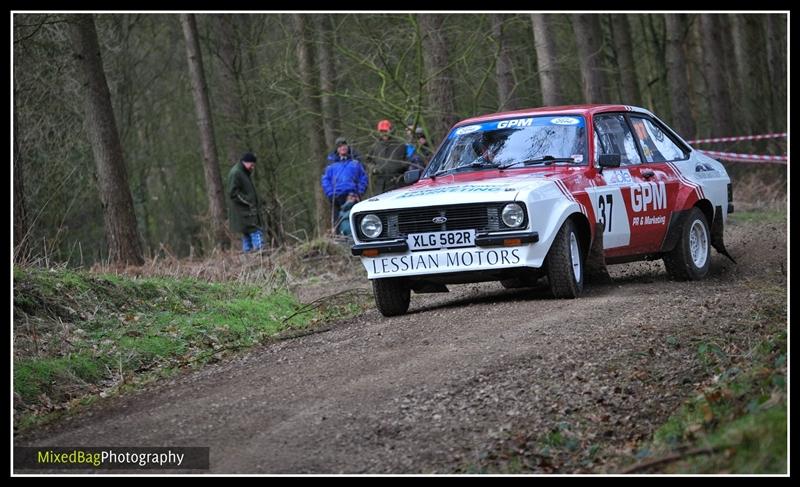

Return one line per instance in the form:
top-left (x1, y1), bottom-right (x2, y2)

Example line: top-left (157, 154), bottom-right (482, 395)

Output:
top-left (351, 231), bottom-right (539, 256)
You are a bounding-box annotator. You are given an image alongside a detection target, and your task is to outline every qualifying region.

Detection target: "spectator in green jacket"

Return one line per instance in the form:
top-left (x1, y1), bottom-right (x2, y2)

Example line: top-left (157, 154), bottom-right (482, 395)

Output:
top-left (227, 152), bottom-right (264, 252)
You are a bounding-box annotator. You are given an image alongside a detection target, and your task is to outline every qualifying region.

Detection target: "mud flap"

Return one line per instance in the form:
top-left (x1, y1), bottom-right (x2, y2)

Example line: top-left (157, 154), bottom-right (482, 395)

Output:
top-left (585, 223), bottom-right (612, 283)
top-left (410, 282), bottom-right (449, 294)
top-left (711, 206), bottom-right (737, 264)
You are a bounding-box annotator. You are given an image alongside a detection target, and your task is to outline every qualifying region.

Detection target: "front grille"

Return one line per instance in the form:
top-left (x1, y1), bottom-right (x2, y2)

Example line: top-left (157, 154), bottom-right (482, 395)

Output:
top-left (355, 202), bottom-right (526, 241)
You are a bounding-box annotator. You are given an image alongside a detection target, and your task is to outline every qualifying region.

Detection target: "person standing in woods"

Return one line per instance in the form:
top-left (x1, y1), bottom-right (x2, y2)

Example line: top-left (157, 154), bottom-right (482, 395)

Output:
top-left (365, 119), bottom-right (407, 195)
top-left (410, 127), bottom-right (434, 171)
top-left (227, 152), bottom-right (264, 253)
top-left (321, 137), bottom-right (368, 231)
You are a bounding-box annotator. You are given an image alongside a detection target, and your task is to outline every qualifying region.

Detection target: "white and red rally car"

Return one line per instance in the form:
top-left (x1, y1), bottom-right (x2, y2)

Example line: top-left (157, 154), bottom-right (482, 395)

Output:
top-left (351, 105), bottom-right (734, 316)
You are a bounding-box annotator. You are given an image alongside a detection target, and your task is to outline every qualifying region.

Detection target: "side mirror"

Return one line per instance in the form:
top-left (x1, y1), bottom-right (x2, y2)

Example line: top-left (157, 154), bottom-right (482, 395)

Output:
top-left (598, 154), bottom-right (621, 174)
top-left (403, 169), bottom-right (421, 185)
top-left (598, 154), bottom-right (622, 168)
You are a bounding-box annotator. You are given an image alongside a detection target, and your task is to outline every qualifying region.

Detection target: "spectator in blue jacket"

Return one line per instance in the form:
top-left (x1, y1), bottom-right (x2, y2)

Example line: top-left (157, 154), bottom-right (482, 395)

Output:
top-left (321, 137), bottom-right (368, 230)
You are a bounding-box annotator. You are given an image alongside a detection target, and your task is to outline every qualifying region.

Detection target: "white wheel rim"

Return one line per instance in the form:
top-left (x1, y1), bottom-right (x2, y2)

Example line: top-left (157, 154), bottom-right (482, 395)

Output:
top-left (569, 232), bottom-right (581, 282)
top-left (689, 219), bottom-right (708, 269)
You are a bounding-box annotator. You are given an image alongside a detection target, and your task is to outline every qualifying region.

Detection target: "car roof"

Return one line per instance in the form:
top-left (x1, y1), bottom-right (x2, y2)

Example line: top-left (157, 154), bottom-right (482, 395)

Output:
top-left (455, 104), bottom-right (652, 127)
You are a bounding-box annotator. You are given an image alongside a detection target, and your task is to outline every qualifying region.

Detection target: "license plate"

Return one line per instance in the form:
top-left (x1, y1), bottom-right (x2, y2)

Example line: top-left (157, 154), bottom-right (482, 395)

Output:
top-left (407, 230), bottom-right (476, 251)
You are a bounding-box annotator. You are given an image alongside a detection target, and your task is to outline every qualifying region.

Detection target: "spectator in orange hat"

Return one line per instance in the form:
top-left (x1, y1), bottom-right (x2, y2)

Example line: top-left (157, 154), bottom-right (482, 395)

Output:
top-left (365, 119), bottom-right (408, 195)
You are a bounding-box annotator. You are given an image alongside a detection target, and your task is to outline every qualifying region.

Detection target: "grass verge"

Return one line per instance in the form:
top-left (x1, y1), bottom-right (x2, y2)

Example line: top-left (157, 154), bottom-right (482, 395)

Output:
top-left (13, 265), bottom-right (371, 433)
top-left (621, 330), bottom-right (787, 474)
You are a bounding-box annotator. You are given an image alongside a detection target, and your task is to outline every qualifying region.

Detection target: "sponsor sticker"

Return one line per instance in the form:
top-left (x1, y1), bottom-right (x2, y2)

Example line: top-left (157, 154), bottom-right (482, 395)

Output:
top-left (550, 117), bottom-right (580, 125)
top-left (366, 247), bottom-right (523, 277)
top-left (603, 169), bottom-right (634, 186)
top-left (455, 125), bottom-right (481, 135)
top-left (398, 184), bottom-right (509, 198)
top-left (497, 118), bottom-right (533, 129)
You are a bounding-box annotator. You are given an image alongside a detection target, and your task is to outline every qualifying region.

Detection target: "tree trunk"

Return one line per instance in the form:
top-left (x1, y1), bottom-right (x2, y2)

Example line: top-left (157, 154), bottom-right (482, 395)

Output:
top-left (13, 107), bottom-right (29, 258)
top-left (180, 13), bottom-right (229, 250)
top-left (726, 14), bottom-right (750, 134)
top-left (489, 14), bottom-right (520, 111)
top-left (291, 14), bottom-right (328, 236)
top-left (686, 16), bottom-right (710, 138)
top-left (419, 14), bottom-right (458, 142)
top-left (742, 15), bottom-right (770, 133)
top-left (211, 14), bottom-right (249, 166)
top-left (314, 14), bottom-right (340, 150)
top-left (571, 14), bottom-right (608, 104)
top-left (699, 14), bottom-right (734, 137)
top-left (530, 14), bottom-right (566, 106)
top-left (766, 14), bottom-right (787, 131)
top-left (68, 14), bottom-right (144, 266)
top-left (609, 14), bottom-right (642, 106)
top-left (664, 14), bottom-right (696, 139)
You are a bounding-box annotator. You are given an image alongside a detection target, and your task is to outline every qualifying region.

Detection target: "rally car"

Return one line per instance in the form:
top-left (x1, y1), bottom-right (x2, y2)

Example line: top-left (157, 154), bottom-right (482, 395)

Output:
top-left (350, 105), bottom-right (734, 316)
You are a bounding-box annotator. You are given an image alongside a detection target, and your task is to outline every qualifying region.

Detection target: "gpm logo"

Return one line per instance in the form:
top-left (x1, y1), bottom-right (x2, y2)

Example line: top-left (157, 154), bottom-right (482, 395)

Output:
top-left (497, 118), bottom-right (533, 129)
top-left (631, 182), bottom-right (667, 212)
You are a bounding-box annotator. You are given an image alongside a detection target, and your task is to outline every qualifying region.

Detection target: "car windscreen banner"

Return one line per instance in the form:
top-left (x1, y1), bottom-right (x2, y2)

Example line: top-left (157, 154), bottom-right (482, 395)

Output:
top-left (449, 116), bottom-right (586, 139)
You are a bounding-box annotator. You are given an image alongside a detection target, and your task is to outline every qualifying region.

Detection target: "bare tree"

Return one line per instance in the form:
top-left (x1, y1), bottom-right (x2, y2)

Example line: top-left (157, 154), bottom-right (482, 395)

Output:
top-left (699, 15), bottom-right (734, 137)
top-left (180, 13), bottom-right (229, 250)
top-left (489, 14), bottom-right (520, 111)
top-left (530, 14), bottom-right (566, 106)
top-left (571, 14), bottom-right (608, 104)
top-left (291, 14), bottom-right (328, 236)
top-left (664, 14), bottom-right (696, 139)
top-left (314, 14), bottom-right (341, 150)
top-left (419, 14), bottom-right (458, 142)
top-left (609, 14), bottom-right (642, 106)
top-left (13, 107), bottom-right (29, 258)
top-left (766, 14), bottom-right (787, 131)
top-left (211, 14), bottom-right (249, 167)
top-left (67, 14), bottom-right (144, 265)
top-left (742, 15), bottom-right (770, 133)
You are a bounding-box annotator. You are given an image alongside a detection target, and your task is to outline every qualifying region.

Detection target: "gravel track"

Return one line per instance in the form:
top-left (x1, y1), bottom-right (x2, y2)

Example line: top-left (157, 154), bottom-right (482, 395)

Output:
top-left (16, 217), bottom-right (787, 474)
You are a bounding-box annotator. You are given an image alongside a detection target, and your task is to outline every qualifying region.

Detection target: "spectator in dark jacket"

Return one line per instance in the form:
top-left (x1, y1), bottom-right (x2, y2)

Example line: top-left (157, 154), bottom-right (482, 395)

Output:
top-left (321, 137), bottom-right (368, 228)
top-left (366, 120), bottom-right (407, 195)
top-left (227, 152), bottom-right (264, 252)
top-left (335, 192), bottom-right (360, 237)
top-left (407, 127), bottom-right (434, 171)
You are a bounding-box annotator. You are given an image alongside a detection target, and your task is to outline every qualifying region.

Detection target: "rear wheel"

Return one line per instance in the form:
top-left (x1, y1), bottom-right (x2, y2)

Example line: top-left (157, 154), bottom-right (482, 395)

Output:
top-left (546, 219), bottom-right (584, 298)
top-left (372, 278), bottom-right (411, 316)
top-left (663, 207), bottom-right (711, 280)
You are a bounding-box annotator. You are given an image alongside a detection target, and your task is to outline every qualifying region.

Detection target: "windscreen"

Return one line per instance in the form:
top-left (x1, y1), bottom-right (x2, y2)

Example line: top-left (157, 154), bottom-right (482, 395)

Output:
top-left (424, 115), bottom-right (588, 177)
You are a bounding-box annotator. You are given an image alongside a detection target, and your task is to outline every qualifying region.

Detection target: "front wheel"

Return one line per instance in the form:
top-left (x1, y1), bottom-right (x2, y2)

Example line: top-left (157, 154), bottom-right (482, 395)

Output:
top-left (372, 278), bottom-right (411, 316)
top-left (663, 207), bottom-right (711, 280)
top-left (545, 219), bottom-right (584, 298)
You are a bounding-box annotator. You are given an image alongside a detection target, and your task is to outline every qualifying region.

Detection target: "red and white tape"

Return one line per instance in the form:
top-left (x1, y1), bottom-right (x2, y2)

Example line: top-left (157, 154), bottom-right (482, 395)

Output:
top-left (688, 133), bottom-right (787, 144)
top-left (700, 150), bottom-right (788, 164)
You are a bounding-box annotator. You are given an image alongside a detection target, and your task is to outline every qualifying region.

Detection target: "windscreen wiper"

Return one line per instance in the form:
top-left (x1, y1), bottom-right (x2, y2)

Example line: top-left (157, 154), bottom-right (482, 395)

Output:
top-left (498, 155), bottom-right (576, 170)
top-left (431, 160), bottom-right (499, 178)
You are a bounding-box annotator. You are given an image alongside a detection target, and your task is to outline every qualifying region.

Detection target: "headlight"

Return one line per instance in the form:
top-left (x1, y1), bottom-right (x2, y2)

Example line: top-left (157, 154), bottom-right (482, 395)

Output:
top-left (360, 214), bottom-right (383, 238)
top-left (501, 203), bottom-right (525, 228)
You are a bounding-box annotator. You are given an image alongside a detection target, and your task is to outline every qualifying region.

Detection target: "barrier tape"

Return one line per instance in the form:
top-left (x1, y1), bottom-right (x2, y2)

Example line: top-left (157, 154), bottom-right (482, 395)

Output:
top-left (700, 150), bottom-right (788, 164)
top-left (688, 133), bottom-right (787, 144)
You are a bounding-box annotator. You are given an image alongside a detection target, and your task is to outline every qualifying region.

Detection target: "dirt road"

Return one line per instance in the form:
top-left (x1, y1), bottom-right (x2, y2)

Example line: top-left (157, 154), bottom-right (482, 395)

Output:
top-left (16, 215), bottom-right (787, 473)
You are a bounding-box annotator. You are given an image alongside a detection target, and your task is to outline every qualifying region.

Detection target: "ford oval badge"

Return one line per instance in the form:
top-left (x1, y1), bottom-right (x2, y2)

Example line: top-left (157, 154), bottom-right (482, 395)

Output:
top-left (432, 216), bottom-right (447, 224)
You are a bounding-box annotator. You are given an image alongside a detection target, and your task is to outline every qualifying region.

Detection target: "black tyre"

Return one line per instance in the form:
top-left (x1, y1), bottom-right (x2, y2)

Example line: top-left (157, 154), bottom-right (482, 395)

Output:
top-left (545, 219), bottom-right (584, 298)
top-left (663, 207), bottom-right (711, 281)
top-left (372, 278), bottom-right (411, 317)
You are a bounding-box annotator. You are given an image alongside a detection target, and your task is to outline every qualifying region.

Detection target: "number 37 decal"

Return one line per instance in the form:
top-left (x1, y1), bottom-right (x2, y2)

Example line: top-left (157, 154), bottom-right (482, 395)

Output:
top-left (597, 194), bottom-right (613, 232)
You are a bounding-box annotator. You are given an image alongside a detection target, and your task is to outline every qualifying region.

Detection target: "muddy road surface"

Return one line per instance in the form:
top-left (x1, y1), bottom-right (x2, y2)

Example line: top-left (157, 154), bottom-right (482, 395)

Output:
top-left (16, 215), bottom-right (787, 473)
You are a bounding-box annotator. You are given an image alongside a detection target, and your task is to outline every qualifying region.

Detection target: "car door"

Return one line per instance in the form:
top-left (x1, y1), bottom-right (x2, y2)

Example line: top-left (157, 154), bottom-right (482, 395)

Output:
top-left (589, 113), bottom-right (642, 256)
top-left (625, 115), bottom-right (687, 253)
